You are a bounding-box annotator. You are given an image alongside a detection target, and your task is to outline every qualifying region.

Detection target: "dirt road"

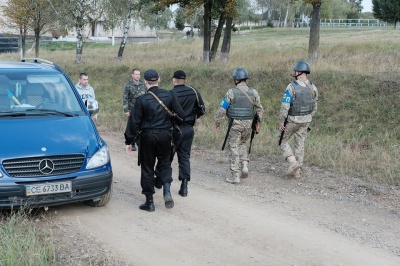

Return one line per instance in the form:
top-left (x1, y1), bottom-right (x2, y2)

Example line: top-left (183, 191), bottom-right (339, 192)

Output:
top-left (50, 133), bottom-right (400, 265)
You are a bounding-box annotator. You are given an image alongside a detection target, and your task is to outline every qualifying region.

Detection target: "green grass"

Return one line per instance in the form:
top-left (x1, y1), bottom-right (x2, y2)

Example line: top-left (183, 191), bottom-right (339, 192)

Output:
top-left (2, 27), bottom-right (399, 184)
top-left (0, 210), bottom-right (54, 266)
top-left (0, 27), bottom-right (399, 263)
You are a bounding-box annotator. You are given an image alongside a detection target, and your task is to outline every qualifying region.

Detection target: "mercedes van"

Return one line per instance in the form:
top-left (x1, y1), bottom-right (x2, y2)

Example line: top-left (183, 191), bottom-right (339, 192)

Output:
top-left (0, 59), bottom-right (113, 208)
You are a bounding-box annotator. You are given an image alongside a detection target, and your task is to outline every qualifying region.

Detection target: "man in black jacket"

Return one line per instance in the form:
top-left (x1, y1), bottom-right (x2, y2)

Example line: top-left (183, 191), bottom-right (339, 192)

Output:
top-left (171, 70), bottom-right (205, 197)
top-left (125, 69), bottom-right (185, 212)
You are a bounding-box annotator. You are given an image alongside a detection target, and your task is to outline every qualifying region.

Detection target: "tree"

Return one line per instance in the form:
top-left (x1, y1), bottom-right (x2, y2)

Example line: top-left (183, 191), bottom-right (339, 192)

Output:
top-left (28, 0), bottom-right (54, 58)
top-left (372, 0), bottom-right (400, 29)
top-left (220, 16), bottom-right (233, 62)
top-left (51, 0), bottom-right (106, 63)
top-left (116, 0), bottom-right (135, 63)
top-left (175, 7), bottom-right (186, 30)
top-left (103, 0), bottom-right (129, 46)
top-left (1, 0), bottom-right (31, 58)
top-left (155, 0), bottom-right (238, 62)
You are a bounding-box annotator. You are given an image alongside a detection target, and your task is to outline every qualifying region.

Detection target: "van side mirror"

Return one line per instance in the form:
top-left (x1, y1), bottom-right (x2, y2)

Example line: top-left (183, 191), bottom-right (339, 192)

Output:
top-left (85, 99), bottom-right (99, 116)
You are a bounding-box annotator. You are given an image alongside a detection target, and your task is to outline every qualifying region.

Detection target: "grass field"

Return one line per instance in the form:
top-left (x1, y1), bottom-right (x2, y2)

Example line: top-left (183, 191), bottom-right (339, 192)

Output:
top-left (2, 27), bottom-right (399, 184)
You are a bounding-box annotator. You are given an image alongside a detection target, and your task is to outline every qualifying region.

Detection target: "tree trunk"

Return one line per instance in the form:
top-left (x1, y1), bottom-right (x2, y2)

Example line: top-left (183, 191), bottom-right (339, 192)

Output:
top-left (116, 8), bottom-right (132, 63)
top-left (220, 17), bottom-right (233, 63)
top-left (283, 0), bottom-right (290, 27)
top-left (210, 11), bottom-right (226, 62)
top-left (308, 1), bottom-right (321, 62)
top-left (35, 30), bottom-right (40, 58)
top-left (203, 0), bottom-right (212, 63)
top-left (76, 26), bottom-right (83, 63)
top-left (19, 27), bottom-right (26, 59)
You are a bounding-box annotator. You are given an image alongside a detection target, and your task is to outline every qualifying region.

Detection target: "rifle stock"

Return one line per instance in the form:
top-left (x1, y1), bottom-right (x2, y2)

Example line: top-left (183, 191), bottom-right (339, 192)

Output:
top-left (222, 118), bottom-right (233, 151)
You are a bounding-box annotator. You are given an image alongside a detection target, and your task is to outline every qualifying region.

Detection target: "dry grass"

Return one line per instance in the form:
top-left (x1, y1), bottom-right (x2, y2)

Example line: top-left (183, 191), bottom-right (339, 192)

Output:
top-left (1, 27), bottom-right (399, 184)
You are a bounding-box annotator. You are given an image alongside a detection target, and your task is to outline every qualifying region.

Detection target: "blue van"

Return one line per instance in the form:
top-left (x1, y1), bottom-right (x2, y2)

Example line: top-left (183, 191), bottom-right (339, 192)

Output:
top-left (0, 59), bottom-right (113, 208)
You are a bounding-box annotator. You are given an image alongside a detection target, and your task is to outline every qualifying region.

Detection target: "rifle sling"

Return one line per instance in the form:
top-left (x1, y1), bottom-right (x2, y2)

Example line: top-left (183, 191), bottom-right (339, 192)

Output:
top-left (237, 86), bottom-right (254, 106)
top-left (148, 91), bottom-right (174, 117)
top-left (188, 86), bottom-right (200, 106)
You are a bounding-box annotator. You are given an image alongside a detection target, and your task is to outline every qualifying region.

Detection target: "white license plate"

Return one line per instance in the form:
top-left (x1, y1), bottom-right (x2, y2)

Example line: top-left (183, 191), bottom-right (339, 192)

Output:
top-left (26, 181), bottom-right (72, 196)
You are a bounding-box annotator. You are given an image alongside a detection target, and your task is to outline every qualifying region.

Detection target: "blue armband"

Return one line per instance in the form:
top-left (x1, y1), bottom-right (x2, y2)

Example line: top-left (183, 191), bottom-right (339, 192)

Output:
top-left (282, 90), bottom-right (293, 103)
top-left (219, 97), bottom-right (230, 109)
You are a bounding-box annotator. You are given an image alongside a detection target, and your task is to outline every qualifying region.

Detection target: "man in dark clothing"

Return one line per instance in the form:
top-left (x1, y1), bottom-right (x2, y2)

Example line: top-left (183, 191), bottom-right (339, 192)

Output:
top-left (124, 69), bottom-right (185, 212)
top-left (171, 70), bottom-right (205, 197)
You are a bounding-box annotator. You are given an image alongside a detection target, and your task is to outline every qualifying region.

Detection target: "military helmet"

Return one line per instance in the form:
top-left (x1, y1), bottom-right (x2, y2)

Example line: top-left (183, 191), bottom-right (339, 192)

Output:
top-left (293, 61), bottom-right (311, 74)
top-left (232, 67), bottom-right (249, 81)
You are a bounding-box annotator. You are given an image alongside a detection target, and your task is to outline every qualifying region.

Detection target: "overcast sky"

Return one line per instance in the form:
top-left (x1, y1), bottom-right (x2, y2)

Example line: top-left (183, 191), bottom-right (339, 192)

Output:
top-left (363, 0), bottom-right (372, 12)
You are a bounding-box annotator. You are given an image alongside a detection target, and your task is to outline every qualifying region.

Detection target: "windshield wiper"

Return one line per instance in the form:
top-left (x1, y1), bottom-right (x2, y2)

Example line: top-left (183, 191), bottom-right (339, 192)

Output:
top-left (25, 108), bottom-right (75, 117)
top-left (0, 111), bottom-right (26, 117)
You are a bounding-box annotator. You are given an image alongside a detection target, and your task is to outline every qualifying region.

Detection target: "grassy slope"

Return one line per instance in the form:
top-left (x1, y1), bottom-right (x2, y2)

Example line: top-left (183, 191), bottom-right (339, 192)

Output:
top-left (2, 27), bottom-right (399, 183)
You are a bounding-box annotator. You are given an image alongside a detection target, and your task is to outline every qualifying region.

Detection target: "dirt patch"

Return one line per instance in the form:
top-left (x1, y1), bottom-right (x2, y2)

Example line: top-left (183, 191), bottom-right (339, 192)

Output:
top-left (39, 133), bottom-right (400, 265)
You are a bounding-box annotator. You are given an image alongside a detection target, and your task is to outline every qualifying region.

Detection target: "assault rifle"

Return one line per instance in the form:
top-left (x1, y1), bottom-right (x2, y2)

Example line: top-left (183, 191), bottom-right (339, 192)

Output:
top-left (278, 117), bottom-right (288, 146)
top-left (170, 113), bottom-right (183, 162)
top-left (248, 114), bottom-right (260, 154)
top-left (221, 118), bottom-right (233, 151)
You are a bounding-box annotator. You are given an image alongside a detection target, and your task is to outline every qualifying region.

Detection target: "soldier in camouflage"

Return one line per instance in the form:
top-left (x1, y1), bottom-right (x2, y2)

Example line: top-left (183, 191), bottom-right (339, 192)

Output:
top-left (215, 68), bottom-right (264, 184)
top-left (123, 68), bottom-right (147, 151)
top-left (279, 61), bottom-right (318, 178)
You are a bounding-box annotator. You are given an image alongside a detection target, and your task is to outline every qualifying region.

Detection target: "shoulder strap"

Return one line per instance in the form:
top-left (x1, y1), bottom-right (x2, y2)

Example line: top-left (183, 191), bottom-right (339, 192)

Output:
top-left (294, 80), bottom-right (316, 98)
top-left (306, 81), bottom-right (316, 98)
top-left (148, 91), bottom-right (174, 117)
top-left (236, 86), bottom-right (254, 106)
top-left (188, 86), bottom-right (200, 104)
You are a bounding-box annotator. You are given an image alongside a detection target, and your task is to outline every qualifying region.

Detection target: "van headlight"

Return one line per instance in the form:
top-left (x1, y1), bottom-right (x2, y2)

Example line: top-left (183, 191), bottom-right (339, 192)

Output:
top-left (86, 146), bottom-right (110, 169)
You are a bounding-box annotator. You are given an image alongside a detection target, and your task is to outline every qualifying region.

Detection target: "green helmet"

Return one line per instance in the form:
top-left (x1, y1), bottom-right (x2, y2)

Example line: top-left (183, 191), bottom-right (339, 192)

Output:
top-left (293, 61), bottom-right (311, 74)
top-left (232, 68), bottom-right (249, 81)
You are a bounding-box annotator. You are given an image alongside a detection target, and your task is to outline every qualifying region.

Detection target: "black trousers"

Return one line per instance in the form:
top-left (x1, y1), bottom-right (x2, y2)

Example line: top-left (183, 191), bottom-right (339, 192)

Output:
top-left (140, 129), bottom-right (173, 196)
top-left (173, 126), bottom-right (194, 181)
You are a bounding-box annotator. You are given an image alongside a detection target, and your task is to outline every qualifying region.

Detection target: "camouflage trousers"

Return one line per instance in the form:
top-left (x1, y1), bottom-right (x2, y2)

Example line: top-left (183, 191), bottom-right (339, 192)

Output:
top-left (279, 122), bottom-right (310, 166)
top-left (228, 120), bottom-right (252, 173)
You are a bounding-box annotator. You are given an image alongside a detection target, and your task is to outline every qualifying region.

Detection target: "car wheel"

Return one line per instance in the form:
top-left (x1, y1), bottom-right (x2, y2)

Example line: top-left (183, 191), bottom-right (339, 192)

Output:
top-left (84, 185), bottom-right (112, 207)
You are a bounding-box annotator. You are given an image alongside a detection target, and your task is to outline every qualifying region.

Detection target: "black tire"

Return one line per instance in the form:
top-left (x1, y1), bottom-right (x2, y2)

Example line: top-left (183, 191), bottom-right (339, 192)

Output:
top-left (84, 185), bottom-right (112, 207)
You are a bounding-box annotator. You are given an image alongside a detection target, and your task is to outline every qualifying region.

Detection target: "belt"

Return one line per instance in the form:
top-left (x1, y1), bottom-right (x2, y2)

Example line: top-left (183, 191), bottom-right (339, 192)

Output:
top-left (141, 128), bottom-right (172, 133)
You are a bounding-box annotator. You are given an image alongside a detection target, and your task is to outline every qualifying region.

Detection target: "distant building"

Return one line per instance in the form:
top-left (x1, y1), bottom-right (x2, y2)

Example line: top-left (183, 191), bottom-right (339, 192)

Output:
top-left (0, 0), bottom-right (156, 40)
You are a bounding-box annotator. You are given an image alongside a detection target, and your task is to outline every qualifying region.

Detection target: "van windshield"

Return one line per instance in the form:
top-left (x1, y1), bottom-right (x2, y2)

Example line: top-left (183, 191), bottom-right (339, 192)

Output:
top-left (0, 72), bottom-right (83, 115)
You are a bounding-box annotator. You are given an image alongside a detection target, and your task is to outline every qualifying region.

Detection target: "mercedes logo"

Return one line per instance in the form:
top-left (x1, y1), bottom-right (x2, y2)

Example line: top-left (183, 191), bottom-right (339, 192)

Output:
top-left (39, 159), bottom-right (55, 174)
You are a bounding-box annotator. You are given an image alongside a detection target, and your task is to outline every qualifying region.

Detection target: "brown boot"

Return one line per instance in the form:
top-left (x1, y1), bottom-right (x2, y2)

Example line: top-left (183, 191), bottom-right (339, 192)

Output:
top-left (241, 161), bottom-right (249, 178)
top-left (226, 172), bottom-right (240, 184)
top-left (293, 168), bottom-right (301, 179)
top-left (286, 156), bottom-right (300, 177)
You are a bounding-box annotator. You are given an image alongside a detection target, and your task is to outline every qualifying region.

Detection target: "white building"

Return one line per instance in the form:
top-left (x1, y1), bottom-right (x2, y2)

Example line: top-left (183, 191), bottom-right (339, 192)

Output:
top-left (0, 0), bottom-right (156, 40)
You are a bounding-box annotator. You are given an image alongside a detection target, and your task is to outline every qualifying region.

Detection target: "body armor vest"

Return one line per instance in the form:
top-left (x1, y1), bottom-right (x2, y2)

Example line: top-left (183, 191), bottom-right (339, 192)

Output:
top-left (227, 87), bottom-right (255, 120)
top-left (288, 81), bottom-right (315, 116)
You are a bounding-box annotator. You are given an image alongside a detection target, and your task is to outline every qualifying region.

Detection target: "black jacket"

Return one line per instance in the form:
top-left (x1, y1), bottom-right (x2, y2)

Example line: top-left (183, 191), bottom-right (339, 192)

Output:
top-left (125, 86), bottom-right (185, 144)
top-left (172, 85), bottom-right (205, 126)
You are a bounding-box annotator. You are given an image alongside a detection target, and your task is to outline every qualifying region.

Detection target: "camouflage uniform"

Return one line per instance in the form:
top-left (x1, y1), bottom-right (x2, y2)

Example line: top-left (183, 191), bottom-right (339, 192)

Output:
top-left (215, 84), bottom-right (264, 177)
top-left (122, 80), bottom-right (147, 114)
top-left (279, 76), bottom-right (318, 167)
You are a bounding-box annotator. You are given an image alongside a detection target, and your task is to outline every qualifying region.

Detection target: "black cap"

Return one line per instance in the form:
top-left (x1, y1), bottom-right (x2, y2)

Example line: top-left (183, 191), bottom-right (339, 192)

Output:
top-left (172, 70), bottom-right (186, 79)
top-left (144, 69), bottom-right (159, 81)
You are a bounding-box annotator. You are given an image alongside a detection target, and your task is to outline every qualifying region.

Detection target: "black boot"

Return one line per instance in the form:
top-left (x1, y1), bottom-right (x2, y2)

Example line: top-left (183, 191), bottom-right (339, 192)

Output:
top-left (139, 195), bottom-right (155, 212)
top-left (163, 183), bottom-right (174, 209)
top-left (178, 179), bottom-right (188, 197)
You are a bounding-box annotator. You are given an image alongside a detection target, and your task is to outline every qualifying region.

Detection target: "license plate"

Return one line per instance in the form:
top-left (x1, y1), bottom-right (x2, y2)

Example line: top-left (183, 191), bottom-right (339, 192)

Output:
top-left (26, 181), bottom-right (72, 196)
